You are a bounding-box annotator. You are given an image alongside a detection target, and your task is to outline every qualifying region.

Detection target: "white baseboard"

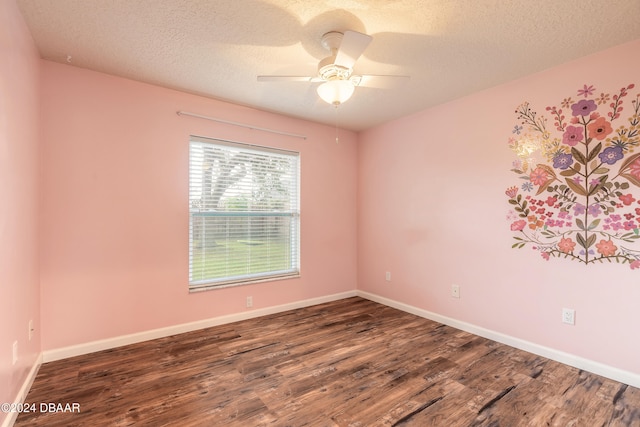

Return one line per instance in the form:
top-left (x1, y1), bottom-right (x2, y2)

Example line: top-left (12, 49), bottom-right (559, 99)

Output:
top-left (356, 290), bottom-right (640, 389)
top-left (43, 291), bottom-right (357, 363)
top-left (1, 353), bottom-right (42, 427)
top-left (41, 289), bottom-right (640, 390)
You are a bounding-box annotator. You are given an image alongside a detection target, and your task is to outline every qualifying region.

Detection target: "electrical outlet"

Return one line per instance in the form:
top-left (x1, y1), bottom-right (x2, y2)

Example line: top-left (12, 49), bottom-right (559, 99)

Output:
top-left (385, 272), bottom-right (391, 282)
top-left (246, 296), bottom-right (253, 308)
top-left (29, 320), bottom-right (34, 341)
top-left (12, 341), bottom-right (18, 365)
top-left (562, 308), bottom-right (575, 325)
top-left (451, 284), bottom-right (460, 299)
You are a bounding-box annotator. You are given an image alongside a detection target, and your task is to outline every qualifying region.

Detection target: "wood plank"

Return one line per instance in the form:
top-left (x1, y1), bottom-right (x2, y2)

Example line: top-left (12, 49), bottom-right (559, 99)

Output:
top-left (15, 297), bottom-right (640, 426)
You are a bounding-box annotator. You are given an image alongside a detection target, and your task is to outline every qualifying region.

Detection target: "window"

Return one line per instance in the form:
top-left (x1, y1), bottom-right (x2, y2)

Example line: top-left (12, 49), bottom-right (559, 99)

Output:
top-left (189, 136), bottom-right (300, 290)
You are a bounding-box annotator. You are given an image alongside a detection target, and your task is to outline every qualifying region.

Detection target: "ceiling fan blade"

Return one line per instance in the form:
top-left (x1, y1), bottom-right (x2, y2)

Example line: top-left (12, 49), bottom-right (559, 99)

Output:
top-left (257, 75), bottom-right (320, 82)
top-left (334, 30), bottom-right (372, 69)
top-left (355, 75), bottom-right (410, 89)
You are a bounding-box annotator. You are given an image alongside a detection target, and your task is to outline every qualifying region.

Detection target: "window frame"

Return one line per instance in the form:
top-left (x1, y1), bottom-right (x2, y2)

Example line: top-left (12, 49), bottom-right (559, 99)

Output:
top-left (188, 136), bottom-right (300, 292)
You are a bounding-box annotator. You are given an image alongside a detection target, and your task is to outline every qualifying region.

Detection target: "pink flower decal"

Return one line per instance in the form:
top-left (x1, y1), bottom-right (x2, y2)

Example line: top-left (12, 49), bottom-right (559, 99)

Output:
top-left (577, 84), bottom-right (595, 98)
top-left (562, 126), bottom-right (583, 146)
top-left (507, 83), bottom-right (640, 267)
top-left (510, 220), bottom-right (526, 231)
top-left (619, 193), bottom-right (636, 206)
top-left (505, 186), bottom-right (518, 198)
top-left (529, 167), bottom-right (549, 186)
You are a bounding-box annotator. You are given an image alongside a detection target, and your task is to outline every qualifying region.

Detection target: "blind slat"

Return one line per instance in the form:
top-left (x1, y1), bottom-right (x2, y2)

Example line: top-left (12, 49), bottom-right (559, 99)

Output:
top-left (189, 137), bottom-right (300, 290)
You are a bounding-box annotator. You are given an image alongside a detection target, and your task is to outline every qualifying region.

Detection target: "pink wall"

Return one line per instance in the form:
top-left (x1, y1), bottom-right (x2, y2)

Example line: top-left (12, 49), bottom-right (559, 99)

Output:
top-left (39, 61), bottom-right (358, 350)
top-left (358, 39), bottom-right (640, 375)
top-left (0, 0), bottom-right (41, 419)
top-left (6, 1), bottom-right (638, 408)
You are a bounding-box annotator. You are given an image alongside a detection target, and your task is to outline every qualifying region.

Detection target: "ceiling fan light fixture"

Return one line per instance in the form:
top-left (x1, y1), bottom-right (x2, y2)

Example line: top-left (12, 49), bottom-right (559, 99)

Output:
top-left (317, 80), bottom-right (355, 106)
top-left (318, 60), bottom-right (351, 81)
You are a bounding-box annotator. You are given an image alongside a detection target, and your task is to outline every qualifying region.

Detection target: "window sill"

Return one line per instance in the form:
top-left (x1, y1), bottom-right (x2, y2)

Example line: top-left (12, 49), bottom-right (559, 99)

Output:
top-left (189, 273), bottom-right (300, 293)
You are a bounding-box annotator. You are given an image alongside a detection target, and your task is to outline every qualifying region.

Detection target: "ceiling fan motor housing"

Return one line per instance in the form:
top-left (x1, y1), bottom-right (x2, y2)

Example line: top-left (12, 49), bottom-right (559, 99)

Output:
top-left (320, 31), bottom-right (343, 51)
top-left (318, 31), bottom-right (351, 81)
top-left (318, 58), bottom-right (351, 81)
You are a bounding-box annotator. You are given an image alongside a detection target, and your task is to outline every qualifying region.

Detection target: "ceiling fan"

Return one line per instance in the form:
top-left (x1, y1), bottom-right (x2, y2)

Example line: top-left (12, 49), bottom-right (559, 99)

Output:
top-left (257, 30), bottom-right (409, 106)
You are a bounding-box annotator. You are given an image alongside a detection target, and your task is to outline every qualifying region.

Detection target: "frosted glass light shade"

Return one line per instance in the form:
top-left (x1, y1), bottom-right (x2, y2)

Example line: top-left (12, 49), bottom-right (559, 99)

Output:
top-left (317, 80), bottom-right (355, 105)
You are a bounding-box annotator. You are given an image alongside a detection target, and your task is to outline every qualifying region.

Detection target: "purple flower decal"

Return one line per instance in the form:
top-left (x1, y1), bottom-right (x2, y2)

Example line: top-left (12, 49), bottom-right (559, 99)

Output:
top-left (598, 146), bottom-right (624, 165)
top-left (562, 126), bottom-right (584, 146)
top-left (553, 153), bottom-right (573, 170)
top-left (571, 99), bottom-right (597, 116)
top-left (588, 204), bottom-right (602, 217)
top-left (507, 83), bottom-right (640, 268)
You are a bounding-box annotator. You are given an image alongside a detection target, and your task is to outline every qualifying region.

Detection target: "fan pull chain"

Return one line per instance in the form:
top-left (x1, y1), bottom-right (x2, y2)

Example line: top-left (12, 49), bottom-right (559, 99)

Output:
top-left (334, 104), bottom-right (339, 144)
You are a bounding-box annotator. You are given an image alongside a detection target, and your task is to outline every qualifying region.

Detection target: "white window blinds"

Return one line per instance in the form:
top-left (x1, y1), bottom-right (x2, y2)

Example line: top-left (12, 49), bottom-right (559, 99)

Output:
top-left (189, 136), bottom-right (300, 290)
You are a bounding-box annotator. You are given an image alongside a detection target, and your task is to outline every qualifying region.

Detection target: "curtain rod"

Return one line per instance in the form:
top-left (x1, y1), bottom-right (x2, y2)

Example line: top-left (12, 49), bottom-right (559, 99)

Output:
top-left (176, 111), bottom-right (307, 140)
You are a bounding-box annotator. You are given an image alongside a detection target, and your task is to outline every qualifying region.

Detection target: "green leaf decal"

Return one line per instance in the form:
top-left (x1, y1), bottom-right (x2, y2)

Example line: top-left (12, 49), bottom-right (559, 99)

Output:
top-left (572, 147), bottom-right (587, 165)
top-left (507, 89), bottom-right (640, 268)
top-left (576, 233), bottom-right (587, 249)
top-left (587, 219), bottom-right (601, 230)
top-left (618, 152), bottom-right (640, 173)
top-left (592, 167), bottom-right (610, 175)
top-left (621, 173), bottom-right (640, 187)
top-left (535, 179), bottom-right (555, 195)
top-left (566, 177), bottom-right (587, 196)
top-left (536, 164), bottom-right (557, 179)
top-left (587, 142), bottom-right (602, 162)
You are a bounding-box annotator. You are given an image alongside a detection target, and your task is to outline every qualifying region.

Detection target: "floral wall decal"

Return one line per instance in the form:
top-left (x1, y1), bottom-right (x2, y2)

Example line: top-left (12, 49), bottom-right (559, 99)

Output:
top-left (506, 83), bottom-right (640, 267)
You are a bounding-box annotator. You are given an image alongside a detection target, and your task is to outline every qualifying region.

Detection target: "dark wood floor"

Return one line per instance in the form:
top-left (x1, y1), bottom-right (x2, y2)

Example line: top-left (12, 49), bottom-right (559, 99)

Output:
top-left (15, 297), bottom-right (640, 426)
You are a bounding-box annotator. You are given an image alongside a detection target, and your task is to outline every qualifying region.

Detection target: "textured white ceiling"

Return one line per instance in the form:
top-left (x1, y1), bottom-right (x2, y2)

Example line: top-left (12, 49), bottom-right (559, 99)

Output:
top-left (16, 0), bottom-right (640, 131)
